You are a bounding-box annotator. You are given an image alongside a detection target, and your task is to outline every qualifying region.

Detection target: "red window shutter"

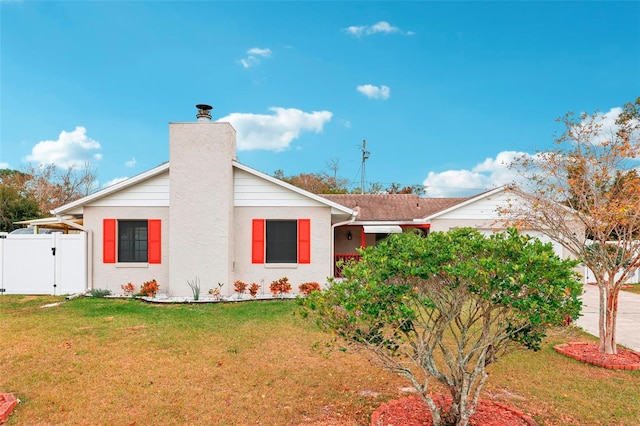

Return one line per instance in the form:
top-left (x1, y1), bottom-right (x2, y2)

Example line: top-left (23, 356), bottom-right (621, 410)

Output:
top-left (148, 219), bottom-right (162, 264)
top-left (298, 219), bottom-right (311, 264)
top-left (252, 219), bottom-right (265, 264)
top-left (103, 219), bottom-right (116, 263)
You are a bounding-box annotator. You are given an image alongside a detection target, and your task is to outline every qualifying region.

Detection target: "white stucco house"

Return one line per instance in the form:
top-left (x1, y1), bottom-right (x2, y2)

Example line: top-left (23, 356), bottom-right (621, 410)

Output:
top-left (46, 106), bottom-right (358, 297)
top-left (6, 105), bottom-right (574, 296)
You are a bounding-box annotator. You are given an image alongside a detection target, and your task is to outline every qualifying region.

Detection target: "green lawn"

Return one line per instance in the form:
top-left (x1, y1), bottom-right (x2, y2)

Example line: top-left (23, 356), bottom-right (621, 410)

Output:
top-left (1, 296), bottom-right (638, 425)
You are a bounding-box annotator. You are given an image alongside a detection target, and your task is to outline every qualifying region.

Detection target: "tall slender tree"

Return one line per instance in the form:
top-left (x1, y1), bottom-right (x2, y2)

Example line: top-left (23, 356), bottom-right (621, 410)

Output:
top-left (507, 98), bottom-right (640, 354)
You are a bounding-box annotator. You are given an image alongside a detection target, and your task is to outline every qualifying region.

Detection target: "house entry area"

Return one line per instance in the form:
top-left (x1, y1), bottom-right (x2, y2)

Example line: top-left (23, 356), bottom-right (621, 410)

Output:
top-left (0, 233), bottom-right (87, 295)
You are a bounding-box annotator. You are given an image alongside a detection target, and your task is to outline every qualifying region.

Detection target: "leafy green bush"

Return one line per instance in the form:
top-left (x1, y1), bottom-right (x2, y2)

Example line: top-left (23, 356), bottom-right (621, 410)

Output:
top-left (303, 228), bottom-right (582, 426)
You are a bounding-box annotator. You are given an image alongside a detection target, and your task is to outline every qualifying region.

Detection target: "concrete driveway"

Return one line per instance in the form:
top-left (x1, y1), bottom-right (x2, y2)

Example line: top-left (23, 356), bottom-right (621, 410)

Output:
top-left (575, 283), bottom-right (640, 352)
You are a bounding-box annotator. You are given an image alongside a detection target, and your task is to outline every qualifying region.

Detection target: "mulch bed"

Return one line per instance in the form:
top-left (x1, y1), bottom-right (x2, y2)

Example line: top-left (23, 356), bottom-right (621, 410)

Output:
top-left (554, 341), bottom-right (640, 370)
top-left (0, 393), bottom-right (18, 424)
top-left (371, 394), bottom-right (537, 426)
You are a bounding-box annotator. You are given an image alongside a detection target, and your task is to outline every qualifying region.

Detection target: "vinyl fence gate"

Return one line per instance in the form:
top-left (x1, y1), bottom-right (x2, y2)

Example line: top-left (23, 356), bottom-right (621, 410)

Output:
top-left (0, 232), bottom-right (87, 295)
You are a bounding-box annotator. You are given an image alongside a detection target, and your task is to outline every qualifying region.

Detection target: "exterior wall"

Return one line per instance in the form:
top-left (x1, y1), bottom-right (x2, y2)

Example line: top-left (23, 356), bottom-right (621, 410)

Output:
top-left (334, 225), bottom-right (362, 254)
top-left (83, 205), bottom-right (169, 295)
top-left (430, 221), bottom-right (575, 259)
top-left (169, 122), bottom-right (236, 297)
top-left (429, 192), bottom-right (518, 237)
top-left (432, 192), bottom-right (511, 220)
top-left (234, 169), bottom-right (330, 207)
top-left (428, 218), bottom-right (503, 234)
top-left (234, 206), bottom-right (333, 296)
top-left (89, 172), bottom-right (169, 207)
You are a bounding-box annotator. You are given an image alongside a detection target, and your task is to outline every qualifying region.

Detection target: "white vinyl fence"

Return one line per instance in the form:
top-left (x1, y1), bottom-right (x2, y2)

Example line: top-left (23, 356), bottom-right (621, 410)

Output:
top-left (0, 232), bottom-right (87, 295)
top-left (584, 265), bottom-right (640, 285)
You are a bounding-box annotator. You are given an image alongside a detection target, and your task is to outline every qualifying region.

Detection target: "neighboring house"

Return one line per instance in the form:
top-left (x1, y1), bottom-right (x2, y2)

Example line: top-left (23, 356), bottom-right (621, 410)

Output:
top-left (322, 187), bottom-right (575, 277)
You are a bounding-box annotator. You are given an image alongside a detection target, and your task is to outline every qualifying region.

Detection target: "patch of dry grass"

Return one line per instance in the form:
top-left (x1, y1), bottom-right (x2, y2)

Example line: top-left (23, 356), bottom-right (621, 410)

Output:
top-left (622, 283), bottom-right (640, 295)
top-left (1, 296), bottom-right (639, 425)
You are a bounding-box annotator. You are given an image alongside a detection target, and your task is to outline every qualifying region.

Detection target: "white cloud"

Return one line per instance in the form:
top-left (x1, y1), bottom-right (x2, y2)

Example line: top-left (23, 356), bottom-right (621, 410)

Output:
top-left (103, 177), bottom-right (128, 188)
top-left (125, 157), bottom-right (136, 167)
top-left (247, 47), bottom-right (271, 57)
top-left (345, 25), bottom-right (366, 37)
top-left (423, 151), bottom-right (527, 197)
top-left (240, 47), bottom-right (272, 68)
top-left (357, 84), bottom-right (390, 100)
top-left (218, 107), bottom-right (333, 152)
top-left (24, 126), bottom-right (102, 168)
top-left (0, 162), bottom-right (9, 169)
top-left (344, 21), bottom-right (413, 37)
top-left (370, 21), bottom-right (398, 34)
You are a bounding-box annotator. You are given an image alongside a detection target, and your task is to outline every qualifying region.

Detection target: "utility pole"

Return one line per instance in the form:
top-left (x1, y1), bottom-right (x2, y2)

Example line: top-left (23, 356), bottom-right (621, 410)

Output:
top-left (360, 139), bottom-right (370, 194)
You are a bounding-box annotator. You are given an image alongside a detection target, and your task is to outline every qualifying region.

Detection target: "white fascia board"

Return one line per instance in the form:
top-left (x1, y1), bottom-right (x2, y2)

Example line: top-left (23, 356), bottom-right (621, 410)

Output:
top-left (232, 160), bottom-right (355, 216)
top-left (52, 162), bottom-right (170, 215)
top-left (15, 215), bottom-right (79, 225)
top-left (423, 186), bottom-right (508, 220)
top-left (350, 220), bottom-right (429, 226)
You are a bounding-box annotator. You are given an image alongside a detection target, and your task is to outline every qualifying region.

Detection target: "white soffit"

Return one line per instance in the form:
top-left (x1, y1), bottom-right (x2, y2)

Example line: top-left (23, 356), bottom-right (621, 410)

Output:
top-left (363, 225), bottom-right (403, 234)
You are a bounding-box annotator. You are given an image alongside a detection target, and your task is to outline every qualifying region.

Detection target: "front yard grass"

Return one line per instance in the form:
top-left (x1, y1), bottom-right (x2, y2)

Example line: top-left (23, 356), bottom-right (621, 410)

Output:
top-left (1, 295), bottom-right (639, 425)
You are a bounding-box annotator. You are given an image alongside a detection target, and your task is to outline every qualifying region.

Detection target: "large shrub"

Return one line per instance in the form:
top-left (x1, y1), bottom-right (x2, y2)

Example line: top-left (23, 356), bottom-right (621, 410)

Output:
top-left (303, 228), bottom-right (582, 426)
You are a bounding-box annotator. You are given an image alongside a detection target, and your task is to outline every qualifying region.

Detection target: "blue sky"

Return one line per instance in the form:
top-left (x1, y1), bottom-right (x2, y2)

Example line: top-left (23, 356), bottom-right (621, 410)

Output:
top-left (1, 1), bottom-right (639, 197)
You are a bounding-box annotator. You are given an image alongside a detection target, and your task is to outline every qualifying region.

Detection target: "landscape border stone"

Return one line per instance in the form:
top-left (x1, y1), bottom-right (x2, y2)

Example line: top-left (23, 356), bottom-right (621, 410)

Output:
top-left (0, 393), bottom-right (17, 424)
top-left (554, 342), bottom-right (640, 370)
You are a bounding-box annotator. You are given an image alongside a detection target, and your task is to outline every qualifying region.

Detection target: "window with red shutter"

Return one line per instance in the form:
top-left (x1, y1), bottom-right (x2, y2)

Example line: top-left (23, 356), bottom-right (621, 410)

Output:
top-left (104, 219), bottom-right (162, 264)
top-left (253, 218), bottom-right (312, 264)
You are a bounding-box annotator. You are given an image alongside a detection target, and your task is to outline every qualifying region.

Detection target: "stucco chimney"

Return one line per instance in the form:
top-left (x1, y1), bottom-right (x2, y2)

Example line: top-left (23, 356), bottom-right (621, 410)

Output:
top-left (169, 106), bottom-right (236, 297)
top-left (196, 104), bottom-right (213, 122)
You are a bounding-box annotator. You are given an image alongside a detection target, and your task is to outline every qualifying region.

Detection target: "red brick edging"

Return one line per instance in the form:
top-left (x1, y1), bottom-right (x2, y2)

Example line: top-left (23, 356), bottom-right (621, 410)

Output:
top-left (554, 342), bottom-right (640, 371)
top-left (0, 393), bottom-right (17, 424)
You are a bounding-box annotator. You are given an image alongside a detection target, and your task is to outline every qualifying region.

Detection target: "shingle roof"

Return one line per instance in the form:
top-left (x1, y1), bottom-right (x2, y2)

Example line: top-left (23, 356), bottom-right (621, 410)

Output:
top-left (320, 194), bottom-right (470, 221)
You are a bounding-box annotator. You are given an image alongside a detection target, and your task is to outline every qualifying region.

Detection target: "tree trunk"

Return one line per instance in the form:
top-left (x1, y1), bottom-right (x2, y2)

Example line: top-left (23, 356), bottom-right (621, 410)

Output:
top-left (598, 284), bottom-right (606, 353)
top-left (604, 286), bottom-right (620, 354)
top-left (598, 279), bottom-right (620, 355)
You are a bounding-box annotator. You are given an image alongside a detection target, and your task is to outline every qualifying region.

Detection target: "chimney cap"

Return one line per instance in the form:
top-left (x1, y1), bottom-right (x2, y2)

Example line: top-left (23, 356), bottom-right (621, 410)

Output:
top-left (196, 104), bottom-right (213, 122)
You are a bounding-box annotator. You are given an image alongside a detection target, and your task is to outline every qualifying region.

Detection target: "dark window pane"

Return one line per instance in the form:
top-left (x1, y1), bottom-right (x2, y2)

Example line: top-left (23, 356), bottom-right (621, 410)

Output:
top-left (118, 220), bottom-right (148, 262)
top-left (266, 220), bottom-right (297, 263)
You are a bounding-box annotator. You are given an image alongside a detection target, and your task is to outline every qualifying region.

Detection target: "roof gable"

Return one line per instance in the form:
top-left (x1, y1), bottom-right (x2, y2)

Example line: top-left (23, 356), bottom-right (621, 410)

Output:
top-left (233, 161), bottom-right (354, 215)
top-left (52, 161), bottom-right (354, 217)
top-left (52, 162), bottom-right (170, 215)
top-left (424, 186), bottom-right (511, 220)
